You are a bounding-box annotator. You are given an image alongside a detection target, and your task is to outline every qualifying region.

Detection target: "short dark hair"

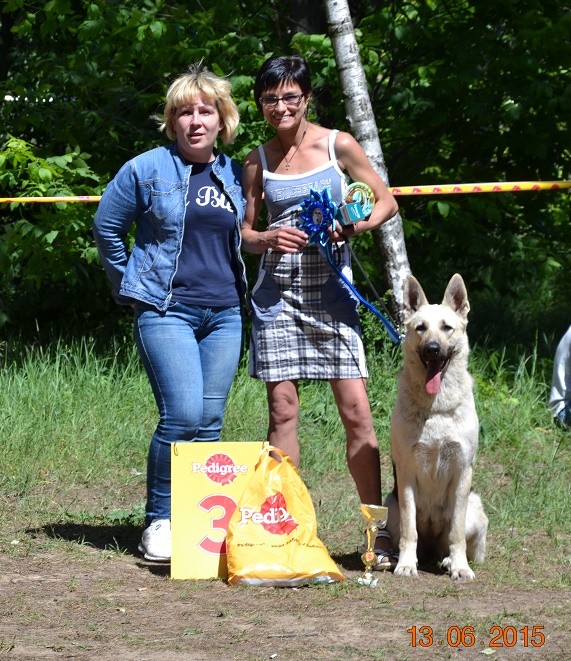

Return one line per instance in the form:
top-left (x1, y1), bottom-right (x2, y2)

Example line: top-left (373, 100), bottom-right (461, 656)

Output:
top-left (254, 55), bottom-right (312, 110)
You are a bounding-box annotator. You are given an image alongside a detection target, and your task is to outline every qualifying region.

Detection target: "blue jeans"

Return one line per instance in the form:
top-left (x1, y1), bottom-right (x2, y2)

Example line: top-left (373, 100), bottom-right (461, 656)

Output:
top-left (134, 302), bottom-right (243, 523)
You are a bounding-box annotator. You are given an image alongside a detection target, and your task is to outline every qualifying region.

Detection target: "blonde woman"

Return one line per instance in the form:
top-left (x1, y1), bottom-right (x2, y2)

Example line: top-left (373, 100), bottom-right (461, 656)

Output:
top-left (93, 64), bottom-right (247, 562)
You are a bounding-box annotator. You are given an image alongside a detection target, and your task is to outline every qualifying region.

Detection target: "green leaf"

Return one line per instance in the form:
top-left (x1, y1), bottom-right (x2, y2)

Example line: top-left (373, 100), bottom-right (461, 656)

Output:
top-left (437, 201), bottom-right (450, 218)
top-left (37, 168), bottom-right (54, 182)
top-left (149, 21), bottom-right (166, 38)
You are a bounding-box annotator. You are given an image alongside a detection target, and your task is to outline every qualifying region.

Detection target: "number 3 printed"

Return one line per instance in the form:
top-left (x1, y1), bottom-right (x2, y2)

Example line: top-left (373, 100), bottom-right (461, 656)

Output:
top-left (197, 494), bottom-right (237, 555)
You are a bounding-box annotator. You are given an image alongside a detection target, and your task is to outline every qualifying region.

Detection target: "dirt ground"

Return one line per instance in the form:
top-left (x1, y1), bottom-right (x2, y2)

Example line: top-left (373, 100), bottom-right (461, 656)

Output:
top-left (1, 479), bottom-right (569, 661)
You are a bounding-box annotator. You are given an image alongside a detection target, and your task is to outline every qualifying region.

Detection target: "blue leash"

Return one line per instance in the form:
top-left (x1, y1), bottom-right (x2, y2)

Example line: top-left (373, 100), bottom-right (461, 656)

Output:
top-left (298, 189), bottom-right (401, 344)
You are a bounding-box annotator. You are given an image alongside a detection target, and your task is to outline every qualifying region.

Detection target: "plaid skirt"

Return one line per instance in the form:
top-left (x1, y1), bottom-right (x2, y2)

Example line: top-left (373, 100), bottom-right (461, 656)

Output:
top-left (248, 240), bottom-right (368, 382)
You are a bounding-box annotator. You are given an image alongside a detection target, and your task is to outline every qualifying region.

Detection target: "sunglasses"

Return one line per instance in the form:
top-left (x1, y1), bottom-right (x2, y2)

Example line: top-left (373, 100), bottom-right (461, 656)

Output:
top-left (259, 93), bottom-right (305, 108)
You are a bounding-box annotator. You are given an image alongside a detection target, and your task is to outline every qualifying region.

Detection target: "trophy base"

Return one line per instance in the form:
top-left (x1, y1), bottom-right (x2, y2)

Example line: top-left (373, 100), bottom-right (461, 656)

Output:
top-left (356, 572), bottom-right (378, 587)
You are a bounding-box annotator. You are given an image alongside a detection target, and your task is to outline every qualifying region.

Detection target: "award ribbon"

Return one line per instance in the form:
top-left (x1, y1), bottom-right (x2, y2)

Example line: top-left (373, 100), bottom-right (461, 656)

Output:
top-left (298, 188), bottom-right (401, 344)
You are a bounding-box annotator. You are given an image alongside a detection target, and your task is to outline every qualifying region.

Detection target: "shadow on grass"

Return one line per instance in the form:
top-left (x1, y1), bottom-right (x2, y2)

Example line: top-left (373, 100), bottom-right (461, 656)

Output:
top-left (31, 524), bottom-right (447, 579)
top-left (26, 522), bottom-right (169, 576)
top-left (333, 552), bottom-right (446, 576)
top-left (33, 521), bottom-right (140, 554)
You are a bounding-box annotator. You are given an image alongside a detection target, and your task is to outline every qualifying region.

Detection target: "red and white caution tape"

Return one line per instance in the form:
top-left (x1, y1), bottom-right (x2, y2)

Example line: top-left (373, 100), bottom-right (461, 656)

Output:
top-left (0, 181), bottom-right (569, 203)
top-left (390, 181), bottom-right (570, 196)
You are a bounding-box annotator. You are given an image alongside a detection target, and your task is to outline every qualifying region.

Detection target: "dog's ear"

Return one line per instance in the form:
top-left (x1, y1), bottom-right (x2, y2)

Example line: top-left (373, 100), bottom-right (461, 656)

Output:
top-left (443, 273), bottom-right (470, 320)
top-left (403, 275), bottom-right (429, 322)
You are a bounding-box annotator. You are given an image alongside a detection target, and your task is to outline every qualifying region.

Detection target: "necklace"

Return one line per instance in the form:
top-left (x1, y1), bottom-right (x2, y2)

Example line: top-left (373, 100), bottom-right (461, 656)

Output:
top-left (279, 128), bottom-right (307, 170)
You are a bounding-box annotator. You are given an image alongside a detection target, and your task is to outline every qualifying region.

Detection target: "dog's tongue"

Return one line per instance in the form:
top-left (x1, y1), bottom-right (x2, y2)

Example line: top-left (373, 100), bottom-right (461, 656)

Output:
top-left (425, 361), bottom-right (442, 395)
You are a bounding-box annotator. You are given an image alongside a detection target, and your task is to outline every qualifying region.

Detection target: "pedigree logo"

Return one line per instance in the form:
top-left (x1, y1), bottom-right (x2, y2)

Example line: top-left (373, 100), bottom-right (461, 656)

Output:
top-left (192, 453), bottom-right (248, 486)
top-left (238, 493), bottom-right (298, 535)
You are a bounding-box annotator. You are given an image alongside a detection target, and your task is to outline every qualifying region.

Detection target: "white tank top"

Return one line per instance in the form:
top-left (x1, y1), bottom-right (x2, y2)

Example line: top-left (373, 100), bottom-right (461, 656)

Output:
top-left (258, 129), bottom-right (347, 222)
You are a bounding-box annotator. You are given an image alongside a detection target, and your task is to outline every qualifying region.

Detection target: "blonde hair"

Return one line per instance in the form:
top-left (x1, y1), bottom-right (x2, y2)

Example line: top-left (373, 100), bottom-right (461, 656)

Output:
top-left (158, 63), bottom-right (239, 144)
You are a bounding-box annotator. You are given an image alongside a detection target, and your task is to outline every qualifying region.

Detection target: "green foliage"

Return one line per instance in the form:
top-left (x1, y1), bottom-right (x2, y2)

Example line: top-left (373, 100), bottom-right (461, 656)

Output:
top-left (0, 0), bottom-right (297, 332)
top-left (0, 0), bottom-right (569, 347)
top-left (0, 137), bottom-right (110, 329)
top-left (0, 0), bottom-right (289, 173)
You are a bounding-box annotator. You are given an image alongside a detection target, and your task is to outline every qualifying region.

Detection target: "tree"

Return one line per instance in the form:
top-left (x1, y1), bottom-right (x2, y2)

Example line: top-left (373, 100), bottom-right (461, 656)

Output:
top-left (324, 0), bottom-right (410, 317)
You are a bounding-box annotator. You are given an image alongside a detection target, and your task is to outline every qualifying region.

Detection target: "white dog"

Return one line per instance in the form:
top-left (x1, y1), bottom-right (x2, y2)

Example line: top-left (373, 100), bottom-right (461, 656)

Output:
top-left (385, 274), bottom-right (488, 580)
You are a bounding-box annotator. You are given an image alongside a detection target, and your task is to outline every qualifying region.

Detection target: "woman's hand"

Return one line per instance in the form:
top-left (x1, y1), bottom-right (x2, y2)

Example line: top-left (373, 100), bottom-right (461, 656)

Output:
top-left (329, 221), bottom-right (360, 243)
top-left (262, 226), bottom-right (308, 253)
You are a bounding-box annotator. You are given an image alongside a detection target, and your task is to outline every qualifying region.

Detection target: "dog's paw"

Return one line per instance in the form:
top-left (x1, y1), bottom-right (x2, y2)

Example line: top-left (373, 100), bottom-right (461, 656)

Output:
top-left (442, 556), bottom-right (475, 580)
top-left (451, 566), bottom-right (475, 580)
top-left (393, 562), bottom-right (418, 577)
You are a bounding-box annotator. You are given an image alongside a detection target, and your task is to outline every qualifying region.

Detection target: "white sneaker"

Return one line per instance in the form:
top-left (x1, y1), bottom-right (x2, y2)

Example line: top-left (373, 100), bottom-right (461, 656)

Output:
top-left (138, 519), bottom-right (171, 562)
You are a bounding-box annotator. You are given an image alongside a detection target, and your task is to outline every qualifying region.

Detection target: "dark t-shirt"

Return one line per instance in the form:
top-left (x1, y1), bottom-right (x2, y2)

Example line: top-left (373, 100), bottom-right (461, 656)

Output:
top-left (171, 162), bottom-right (241, 307)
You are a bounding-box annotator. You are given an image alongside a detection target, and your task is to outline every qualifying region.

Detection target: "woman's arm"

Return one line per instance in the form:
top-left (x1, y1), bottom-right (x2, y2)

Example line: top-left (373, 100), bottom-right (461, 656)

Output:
top-left (333, 131), bottom-right (399, 239)
top-left (240, 149), bottom-right (308, 255)
top-left (92, 161), bottom-right (140, 302)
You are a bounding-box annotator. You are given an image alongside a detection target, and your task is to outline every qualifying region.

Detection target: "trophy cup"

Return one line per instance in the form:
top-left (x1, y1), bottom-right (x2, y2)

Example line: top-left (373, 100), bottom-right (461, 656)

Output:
top-left (357, 503), bottom-right (388, 587)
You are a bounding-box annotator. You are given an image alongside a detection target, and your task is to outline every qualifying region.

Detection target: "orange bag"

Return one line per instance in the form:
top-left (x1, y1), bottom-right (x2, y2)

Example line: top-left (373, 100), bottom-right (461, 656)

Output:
top-left (226, 446), bottom-right (345, 586)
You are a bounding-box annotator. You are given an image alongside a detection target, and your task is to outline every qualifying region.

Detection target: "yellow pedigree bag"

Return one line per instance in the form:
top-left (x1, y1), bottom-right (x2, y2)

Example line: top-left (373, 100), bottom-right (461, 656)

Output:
top-left (226, 446), bottom-right (345, 587)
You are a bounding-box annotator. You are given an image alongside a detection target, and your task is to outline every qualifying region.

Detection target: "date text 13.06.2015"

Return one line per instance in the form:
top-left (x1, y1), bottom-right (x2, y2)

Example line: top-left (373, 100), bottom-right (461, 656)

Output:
top-left (407, 625), bottom-right (546, 649)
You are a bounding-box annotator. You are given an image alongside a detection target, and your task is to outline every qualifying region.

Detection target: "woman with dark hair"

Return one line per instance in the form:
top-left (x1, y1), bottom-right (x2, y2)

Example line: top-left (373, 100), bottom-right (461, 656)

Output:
top-left (93, 64), bottom-right (247, 562)
top-left (241, 55), bottom-right (399, 569)
top-left (253, 56), bottom-right (312, 110)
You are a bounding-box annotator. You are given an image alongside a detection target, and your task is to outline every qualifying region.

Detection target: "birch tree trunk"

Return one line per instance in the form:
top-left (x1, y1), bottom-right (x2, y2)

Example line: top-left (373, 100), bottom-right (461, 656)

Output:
top-left (324, 0), bottom-right (410, 316)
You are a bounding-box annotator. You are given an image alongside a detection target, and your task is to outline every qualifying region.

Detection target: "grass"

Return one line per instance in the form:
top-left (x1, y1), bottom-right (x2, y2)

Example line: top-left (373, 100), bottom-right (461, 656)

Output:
top-left (0, 337), bottom-right (151, 496)
top-left (0, 333), bottom-right (569, 575)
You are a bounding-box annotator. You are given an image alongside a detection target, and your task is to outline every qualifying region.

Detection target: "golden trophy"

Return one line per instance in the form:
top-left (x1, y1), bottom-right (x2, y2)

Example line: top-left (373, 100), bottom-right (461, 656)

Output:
top-left (357, 503), bottom-right (388, 587)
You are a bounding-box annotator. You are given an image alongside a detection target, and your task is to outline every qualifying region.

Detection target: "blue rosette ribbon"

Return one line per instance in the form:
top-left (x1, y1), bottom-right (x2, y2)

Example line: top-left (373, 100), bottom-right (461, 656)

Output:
top-left (298, 187), bottom-right (338, 250)
top-left (298, 188), bottom-right (401, 344)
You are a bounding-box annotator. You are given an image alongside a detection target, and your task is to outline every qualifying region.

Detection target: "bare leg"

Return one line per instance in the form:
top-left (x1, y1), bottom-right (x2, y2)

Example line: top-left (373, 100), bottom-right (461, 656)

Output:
top-left (331, 378), bottom-right (395, 564)
top-left (266, 380), bottom-right (301, 466)
top-left (330, 378), bottom-right (382, 505)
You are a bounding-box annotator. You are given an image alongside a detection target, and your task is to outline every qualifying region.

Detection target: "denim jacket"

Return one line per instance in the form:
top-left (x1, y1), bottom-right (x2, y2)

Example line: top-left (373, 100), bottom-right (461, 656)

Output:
top-left (93, 143), bottom-right (247, 311)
